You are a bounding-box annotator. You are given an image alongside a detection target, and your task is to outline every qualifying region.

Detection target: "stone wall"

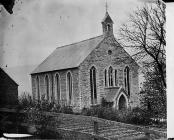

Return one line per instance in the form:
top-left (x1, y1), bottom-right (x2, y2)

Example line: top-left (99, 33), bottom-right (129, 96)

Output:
top-left (79, 35), bottom-right (139, 109)
top-left (31, 68), bottom-right (81, 111)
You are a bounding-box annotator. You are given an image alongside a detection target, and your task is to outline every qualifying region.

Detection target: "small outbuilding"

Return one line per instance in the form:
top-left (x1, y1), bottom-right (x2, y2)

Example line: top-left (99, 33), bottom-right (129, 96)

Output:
top-left (0, 67), bottom-right (18, 106)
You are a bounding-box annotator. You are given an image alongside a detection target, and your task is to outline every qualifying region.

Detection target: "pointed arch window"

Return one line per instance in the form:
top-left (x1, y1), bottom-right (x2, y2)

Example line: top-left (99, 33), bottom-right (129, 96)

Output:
top-left (90, 66), bottom-right (97, 104)
top-left (108, 66), bottom-right (113, 87)
top-left (55, 74), bottom-right (61, 102)
top-left (115, 69), bottom-right (118, 86)
top-left (67, 72), bottom-right (72, 104)
top-left (36, 76), bottom-right (40, 100)
top-left (104, 69), bottom-right (107, 87)
top-left (45, 75), bottom-right (49, 101)
top-left (124, 66), bottom-right (130, 96)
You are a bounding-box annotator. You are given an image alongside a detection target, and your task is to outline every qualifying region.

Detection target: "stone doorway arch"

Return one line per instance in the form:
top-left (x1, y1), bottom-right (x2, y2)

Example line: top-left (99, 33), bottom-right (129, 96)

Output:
top-left (118, 95), bottom-right (126, 110)
top-left (116, 92), bottom-right (128, 110)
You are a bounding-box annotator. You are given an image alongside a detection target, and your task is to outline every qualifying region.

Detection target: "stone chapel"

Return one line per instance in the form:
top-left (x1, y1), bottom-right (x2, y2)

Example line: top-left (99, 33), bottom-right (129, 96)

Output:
top-left (31, 11), bottom-right (140, 111)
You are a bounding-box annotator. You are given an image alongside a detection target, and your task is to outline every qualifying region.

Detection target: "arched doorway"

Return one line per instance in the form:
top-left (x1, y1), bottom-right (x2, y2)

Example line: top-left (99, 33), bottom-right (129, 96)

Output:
top-left (118, 94), bottom-right (127, 110)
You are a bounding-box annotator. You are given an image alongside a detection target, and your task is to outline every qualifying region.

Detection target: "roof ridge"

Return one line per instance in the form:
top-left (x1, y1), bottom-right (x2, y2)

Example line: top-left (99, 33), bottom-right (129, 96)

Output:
top-left (31, 35), bottom-right (105, 74)
top-left (56, 35), bottom-right (104, 49)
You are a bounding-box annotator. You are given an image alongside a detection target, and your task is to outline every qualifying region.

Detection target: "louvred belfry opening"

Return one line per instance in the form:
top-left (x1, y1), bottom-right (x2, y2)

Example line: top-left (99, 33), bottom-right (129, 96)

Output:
top-left (101, 11), bottom-right (114, 36)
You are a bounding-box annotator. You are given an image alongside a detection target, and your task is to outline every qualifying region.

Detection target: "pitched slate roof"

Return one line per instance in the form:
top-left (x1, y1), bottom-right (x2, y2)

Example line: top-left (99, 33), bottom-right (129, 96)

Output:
top-left (31, 35), bottom-right (104, 74)
top-left (105, 87), bottom-right (128, 102)
top-left (0, 67), bottom-right (18, 86)
top-left (105, 87), bottom-right (120, 102)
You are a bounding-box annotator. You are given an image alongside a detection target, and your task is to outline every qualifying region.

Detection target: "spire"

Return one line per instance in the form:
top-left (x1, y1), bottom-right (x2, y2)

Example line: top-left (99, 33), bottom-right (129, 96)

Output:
top-left (101, 2), bottom-right (114, 37)
top-left (105, 0), bottom-right (108, 13)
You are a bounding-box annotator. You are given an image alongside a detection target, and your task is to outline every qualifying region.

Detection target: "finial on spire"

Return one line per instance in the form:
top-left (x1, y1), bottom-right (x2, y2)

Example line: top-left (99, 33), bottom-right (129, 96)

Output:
top-left (105, 0), bottom-right (108, 12)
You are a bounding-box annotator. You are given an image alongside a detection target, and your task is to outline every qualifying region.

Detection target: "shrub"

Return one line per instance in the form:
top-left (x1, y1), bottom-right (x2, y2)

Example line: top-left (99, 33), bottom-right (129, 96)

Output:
top-left (37, 100), bottom-right (54, 112)
top-left (81, 107), bottom-right (91, 116)
top-left (101, 98), bottom-right (113, 108)
top-left (102, 107), bottom-right (117, 120)
top-left (51, 103), bottom-right (61, 113)
top-left (81, 105), bottom-right (152, 126)
top-left (25, 107), bottom-right (61, 138)
top-left (18, 93), bottom-right (34, 109)
top-left (60, 105), bottom-right (73, 114)
top-left (125, 107), bottom-right (151, 125)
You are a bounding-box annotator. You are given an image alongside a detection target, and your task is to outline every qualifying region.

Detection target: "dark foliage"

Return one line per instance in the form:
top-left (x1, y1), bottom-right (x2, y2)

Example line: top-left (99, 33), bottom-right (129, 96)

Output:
top-left (81, 105), bottom-right (161, 126)
top-left (18, 94), bottom-right (35, 109)
top-left (140, 67), bottom-right (166, 119)
top-left (60, 105), bottom-right (73, 114)
top-left (101, 97), bottom-right (113, 108)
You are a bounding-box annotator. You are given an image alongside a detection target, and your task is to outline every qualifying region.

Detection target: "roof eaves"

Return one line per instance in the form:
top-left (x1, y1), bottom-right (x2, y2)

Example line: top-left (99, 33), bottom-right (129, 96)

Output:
top-left (0, 67), bottom-right (19, 86)
top-left (30, 66), bottom-right (79, 75)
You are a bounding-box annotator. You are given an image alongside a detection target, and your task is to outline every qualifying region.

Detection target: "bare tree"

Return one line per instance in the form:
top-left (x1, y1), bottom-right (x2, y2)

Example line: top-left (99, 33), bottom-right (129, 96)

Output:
top-left (119, 0), bottom-right (166, 88)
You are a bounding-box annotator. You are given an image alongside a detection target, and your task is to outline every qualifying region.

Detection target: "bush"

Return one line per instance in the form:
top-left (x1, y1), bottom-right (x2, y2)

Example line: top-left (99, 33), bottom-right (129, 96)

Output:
top-left (121, 107), bottom-right (151, 125)
top-left (102, 107), bottom-right (117, 120)
top-left (81, 106), bottom-right (152, 126)
top-left (82, 105), bottom-right (107, 117)
top-left (37, 100), bottom-right (55, 112)
top-left (101, 98), bottom-right (113, 108)
top-left (81, 106), bottom-right (117, 120)
top-left (81, 107), bottom-right (91, 116)
top-left (60, 105), bottom-right (73, 114)
top-left (25, 107), bottom-right (61, 138)
top-left (18, 94), bottom-right (34, 109)
top-left (51, 104), bottom-right (61, 113)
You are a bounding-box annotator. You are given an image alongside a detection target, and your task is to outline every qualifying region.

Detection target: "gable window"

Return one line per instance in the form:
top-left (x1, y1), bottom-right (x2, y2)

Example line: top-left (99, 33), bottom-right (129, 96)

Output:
top-left (124, 66), bottom-right (130, 96)
top-left (67, 72), bottom-right (72, 105)
top-left (45, 75), bottom-right (49, 101)
top-left (104, 69), bottom-right (107, 87)
top-left (36, 76), bottom-right (40, 100)
top-left (108, 66), bottom-right (113, 87)
top-left (55, 74), bottom-right (61, 103)
top-left (115, 69), bottom-right (118, 86)
top-left (90, 66), bottom-right (97, 104)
